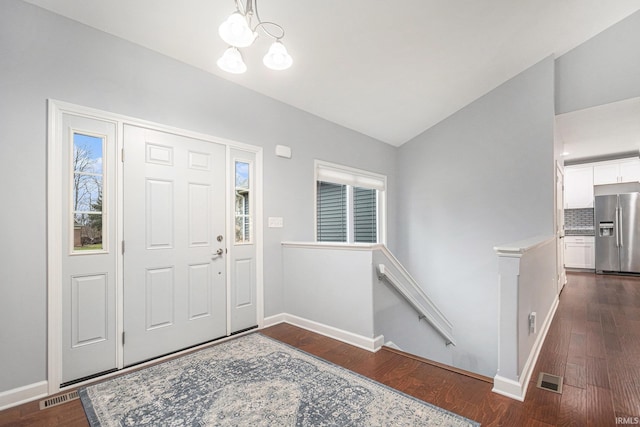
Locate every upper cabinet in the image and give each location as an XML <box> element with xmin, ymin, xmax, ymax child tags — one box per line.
<box><xmin>564</xmin><ymin>158</ymin><xmax>640</xmax><ymax>209</ymax></box>
<box><xmin>593</xmin><ymin>158</ymin><xmax>640</xmax><ymax>185</ymax></box>
<box><xmin>618</xmin><ymin>159</ymin><xmax>640</xmax><ymax>183</ymax></box>
<box><xmin>564</xmin><ymin>165</ymin><xmax>594</xmax><ymax>208</ymax></box>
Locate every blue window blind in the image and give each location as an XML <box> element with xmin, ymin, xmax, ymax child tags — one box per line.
<box><xmin>317</xmin><ymin>181</ymin><xmax>347</xmax><ymax>242</ymax></box>
<box><xmin>353</xmin><ymin>187</ymin><xmax>377</xmax><ymax>243</ymax></box>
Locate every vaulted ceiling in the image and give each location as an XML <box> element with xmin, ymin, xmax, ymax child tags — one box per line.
<box><xmin>22</xmin><ymin>0</ymin><xmax>640</xmax><ymax>146</ymax></box>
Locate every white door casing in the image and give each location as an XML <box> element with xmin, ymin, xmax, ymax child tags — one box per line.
<box><xmin>48</xmin><ymin>100</ymin><xmax>263</xmax><ymax>395</ymax></box>
<box><xmin>556</xmin><ymin>162</ymin><xmax>566</xmax><ymax>293</ymax></box>
<box><xmin>123</xmin><ymin>125</ymin><xmax>227</xmax><ymax>366</ymax></box>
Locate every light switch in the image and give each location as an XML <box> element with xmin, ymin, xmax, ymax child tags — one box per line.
<box><xmin>268</xmin><ymin>217</ymin><xmax>284</xmax><ymax>228</ymax></box>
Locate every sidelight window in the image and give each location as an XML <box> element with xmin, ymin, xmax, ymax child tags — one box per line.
<box><xmin>71</xmin><ymin>132</ymin><xmax>105</xmax><ymax>252</ymax></box>
<box><xmin>235</xmin><ymin>160</ymin><xmax>252</xmax><ymax>244</ymax></box>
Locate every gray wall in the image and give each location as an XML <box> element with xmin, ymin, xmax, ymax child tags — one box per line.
<box><xmin>0</xmin><ymin>0</ymin><xmax>397</xmax><ymax>393</ymax></box>
<box><xmin>395</xmin><ymin>57</ymin><xmax>556</xmax><ymax>377</ymax></box>
<box><xmin>3</xmin><ymin>0</ymin><xmax>639</xmax><ymax>397</ymax></box>
<box><xmin>556</xmin><ymin>10</ymin><xmax>640</xmax><ymax>114</ymax></box>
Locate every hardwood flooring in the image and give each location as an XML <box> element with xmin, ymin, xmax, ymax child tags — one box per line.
<box><xmin>1</xmin><ymin>272</ymin><xmax>639</xmax><ymax>426</ymax></box>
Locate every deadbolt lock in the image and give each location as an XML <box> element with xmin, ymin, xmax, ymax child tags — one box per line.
<box><xmin>217</xmin><ymin>235</ymin><xmax>224</xmax><ymax>242</ymax></box>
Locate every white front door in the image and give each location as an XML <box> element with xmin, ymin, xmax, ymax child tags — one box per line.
<box><xmin>60</xmin><ymin>113</ymin><xmax>118</xmax><ymax>384</ymax></box>
<box><xmin>123</xmin><ymin>125</ymin><xmax>227</xmax><ymax>366</ymax></box>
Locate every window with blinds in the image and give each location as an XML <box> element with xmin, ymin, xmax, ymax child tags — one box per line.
<box><xmin>315</xmin><ymin>161</ymin><xmax>385</xmax><ymax>244</ymax></box>
<box><xmin>353</xmin><ymin>187</ymin><xmax>377</xmax><ymax>243</ymax></box>
<box><xmin>316</xmin><ymin>181</ymin><xmax>347</xmax><ymax>242</ymax></box>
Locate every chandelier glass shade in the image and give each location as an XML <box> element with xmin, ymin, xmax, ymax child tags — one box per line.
<box><xmin>263</xmin><ymin>41</ymin><xmax>292</xmax><ymax>70</ymax></box>
<box><xmin>217</xmin><ymin>0</ymin><xmax>292</xmax><ymax>73</ymax></box>
<box><xmin>218</xmin><ymin>12</ymin><xmax>256</xmax><ymax>48</ymax></box>
<box><xmin>216</xmin><ymin>46</ymin><xmax>248</xmax><ymax>74</ymax></box>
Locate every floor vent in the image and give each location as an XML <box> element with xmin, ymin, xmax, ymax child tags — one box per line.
<box><xmin>39</xmin><ymin>390</ymin><xmax>79</xmax><ymax>410</ymax></box>
<box><xmin>536</xmin><ymin>372</ymin><xmax>563</xmax><ymax>394</ymax></box>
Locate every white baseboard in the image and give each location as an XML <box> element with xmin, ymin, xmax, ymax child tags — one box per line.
<box><xmin>263</xmin><ymin>313</ymin><xmax>287</xmax><ymax>327</ymax></box>
<box><xmin>262</xmin><ymin>313</ymin><xmax>384</xmax><ymax>352</ymax></box>
<box><xmin>492</xmin><ymin>295</ymin><xmax>560</xmax><ymax>401</ymax></box>
<box><xmin>0</xmin><ymin>380</ymin><xmax>48</xmax><ymax>411</ymax></box>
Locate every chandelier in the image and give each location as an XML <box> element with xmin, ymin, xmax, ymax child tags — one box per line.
<box><xmin>217</xmin><ymin>0</ymin><xmax>293</xmax><ymax>74</ymax></box>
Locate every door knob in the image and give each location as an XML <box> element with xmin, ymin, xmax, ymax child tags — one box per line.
<box><xmin>212</xmin><ymin>248</ymin><xmax>224</xmax><ymax>259</ymax></box>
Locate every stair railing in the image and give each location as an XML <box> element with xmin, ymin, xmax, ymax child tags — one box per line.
<box><xmin>375</xmin><ymin>246</ymin><xmax>455</xmax><ymax>346</ymax></box>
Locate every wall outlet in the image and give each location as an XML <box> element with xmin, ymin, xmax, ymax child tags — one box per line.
<box><xmin>268</xmin><ymin>217</ymin><xmax>284</xmax><ymax>228</ymax></box>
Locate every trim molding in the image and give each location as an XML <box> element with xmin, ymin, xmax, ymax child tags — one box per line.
<box><xmin>0</xmin><ymin>381</ymin><xmax>48</xmax><ymax>411</ymax></box>
<box><xmin>492</xmin><ymin>295</ymin><xmax>560</xmax><ymax>401</ymax></box>
<box><xmin>263</xmin><ymin>313</ymin><xmax>384</xmax><ymax>352</ymax></box>
<box><xmin>383</xmin><ymin>346</ymin><xmax>493</xmax><ymax>383</ymax></box>
<box><xmin>281</xmin><ymin>242</ymin><xmax>378</xmax><ymax>251</ymax></box>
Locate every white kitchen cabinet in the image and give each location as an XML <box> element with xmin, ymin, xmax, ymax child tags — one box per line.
<box><xmin>619</xmin><ymin>159</ymin><xmax>640</xmax><ymax>182</ymax></box>
<box><xmin>593</xmin><ymin>158</ymin><xmax>640</xmax><ymax>185</ymax></box>
<box><xmin>593</xmin><ymin>163</ymin><xmax>619</xmax><ymax>185</ymax></box>
<box><xmin>564</xmin><ymin>166</ymin><xmax>593</xmax><ymax>208</ymax></box>
<box><xmin>564</xmin><ymin>236</ymin><xmax>595</xmax><ymax>269</ymax></box>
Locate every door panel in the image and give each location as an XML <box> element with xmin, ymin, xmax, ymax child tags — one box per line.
<box><xmin>145</xmin><ymin>267</ymin><xmax>174</xmax><ymax>329</ymax></box>
<box><xmin>123</xmin><ymin>125</ymin><xmax>226</xmax><ymax>366</ymax></box>
<box><xmin>61</xmin><ymin>114</ymin><xmax>117</xmax><ymax>384</ymax></box>
<box><xmin>188</xmin><ymin>263</ymin><xmax>212</xmax><ymax>319</ymax></box>
<box><xmin>146</xmin><ymin>179</ymin><xmax>174</xmax><ymax>248</ymax></box>
<box><xmin>595</xmin><ymin>195</ymin><xmax>620</xmax><ymax>272</ymax></box>
<box><xmin>71</xmin><ymin>274</ymin><xmax>108</xmax><ymax>346</ymax></box>
<box><xmin>189</xmin><ymin>184</ymin><xmax>211</xmax><ymax>245</ymax></box>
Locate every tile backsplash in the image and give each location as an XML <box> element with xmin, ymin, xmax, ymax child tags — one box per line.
<box><xmin>565</xmin><ymin>208</ymin><xmax>594</xmax><ymax>234</ymax></box>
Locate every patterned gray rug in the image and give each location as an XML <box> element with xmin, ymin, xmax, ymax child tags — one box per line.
<box><xmin>80</xmin><ymin>333</ymin><xmax>480</xmax><ymax>426</ymax></box>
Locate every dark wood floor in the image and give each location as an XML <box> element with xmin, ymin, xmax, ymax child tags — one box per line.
<box><xmin>1</xmin><ymin>272</ymin><xmax>639</xmax><ymax>426</ymax></box>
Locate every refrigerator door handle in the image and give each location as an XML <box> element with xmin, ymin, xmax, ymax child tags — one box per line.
<box><xmin>619</xmin><ymin>205</ymin><xmax>624</xmax><ymax>247</ymax></box>
<box><xmin>616</xmin><ymin>206</ymin><xmax>620</xmax><ymax>247</ymax></box>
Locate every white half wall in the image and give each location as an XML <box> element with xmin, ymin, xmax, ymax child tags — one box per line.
<box><xmin>281</xmin><ymin>243</ymin><xmax>376</xmax><ymax>339</ymax></box>
<box><xmin>493</xmin><ymin>235</ymin><xmax>559</xmax><ymax>401</ymax></box>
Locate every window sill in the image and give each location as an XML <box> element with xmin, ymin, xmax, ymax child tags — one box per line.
<box><xmin>281</xmin><ymin>241</ymin><xmax>383</xmax><ymax>251</ymax></box>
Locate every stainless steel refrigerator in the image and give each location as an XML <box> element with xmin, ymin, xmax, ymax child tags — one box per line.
<box><xmin>595</xmin><ymin>193</ymin><xmax>640</xmax><ymax>273</ymax></box>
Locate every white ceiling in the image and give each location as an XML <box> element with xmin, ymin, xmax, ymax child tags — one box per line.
<box><xmin>22</xmin><ymin>0</ymin><xmax>640</xmax><ymax>146</ymax></box>
<box><xmin>556</xmin><ymin>97</ymin><xmax>640</xmax><ymax>162</ymax></box>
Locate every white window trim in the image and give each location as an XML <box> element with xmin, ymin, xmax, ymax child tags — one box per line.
<box><xmin>313</xmin><ymin>159</ymin><xmax>387</xmax><ymax>244</ymax></box>
<box><xmin>233</xmin><ymin>157</ymin><xmax>254</xmax><ymax>246</ymax></box>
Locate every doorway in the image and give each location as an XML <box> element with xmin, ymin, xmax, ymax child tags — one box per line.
<box><xmin>48</xmin><ymin>101</ymin><xmax>263</xmax><ymax>392</ymax></box>
<box><xmin>556</xmin><ymin>162</ymin><xmax>566</xmax><ymax>293</ymax></box>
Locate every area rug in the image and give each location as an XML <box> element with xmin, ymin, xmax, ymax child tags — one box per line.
<box><xmin>79</xmin><ymin>333</ymin><xmax>480</xmax><ymax>426</ymax></box>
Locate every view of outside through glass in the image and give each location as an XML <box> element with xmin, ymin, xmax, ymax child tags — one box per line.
<box><xmin>72</xmin><ymin>133</ymin><xmax>104</xmax><ymax>251</ymax></box>
<box><xmin>235</xmin><ymin>161</ymin><xmax>250</xmax><ymax>243</ymax></box>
